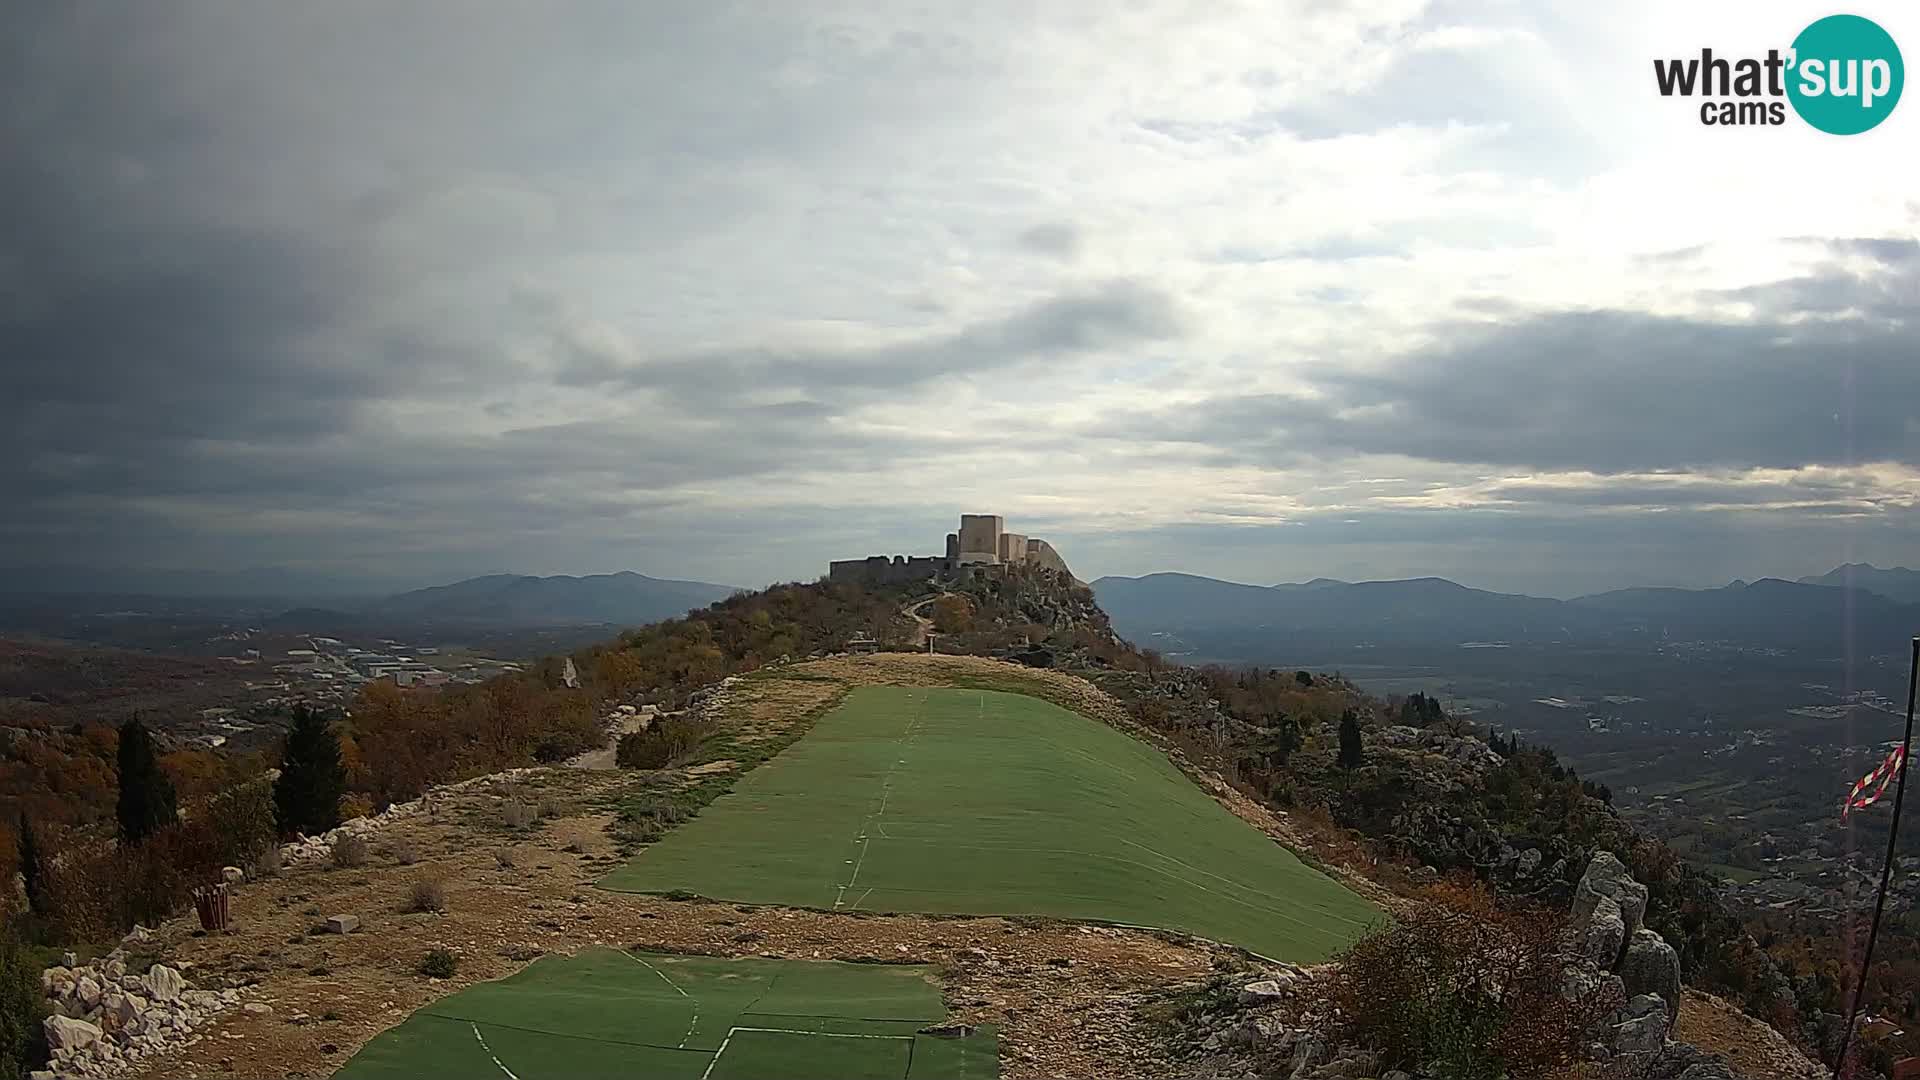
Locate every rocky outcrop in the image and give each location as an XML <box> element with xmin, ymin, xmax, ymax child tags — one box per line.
<box><xmin>1619</xmin><ymin>928</ymin><xmax>1682</xmax><ymax>1031</ymax></box>
<box><xmin>1571</xmin><ymin>851</ymin><xmax>1648</xmax><ymax>969</ymax></box>
<box><xmin>1570</xmin><ymin>850</ymin><xmax>1685</xmax><ymax>1058</ymax></box>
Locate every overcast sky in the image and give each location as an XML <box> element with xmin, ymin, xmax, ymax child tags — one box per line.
<box><xmin>3</xmin><ymin>1</ymin><xmax>1916</xmax><ymax>598</ymax></box>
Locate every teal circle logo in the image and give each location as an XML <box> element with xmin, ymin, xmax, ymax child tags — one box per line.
<box><xmin>1787</xmin><ymin>14</ymin><xmax>1904</xmax><ymax>134</ymax></box>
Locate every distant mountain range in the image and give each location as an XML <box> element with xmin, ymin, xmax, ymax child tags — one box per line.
<box><xmin>1091</xmin><ymin>567</ymin><xmax>1920</xmax><ymax>658</ymax></box>
<box><xmin>364</xmin><ymin>572</ymin><xmax>739</xmax><ymax>626</ymax></box>
<box><xmin>1796</xmin><ymin>563</ymin><xmax>1920</xmax><ymax>604</ymax></box>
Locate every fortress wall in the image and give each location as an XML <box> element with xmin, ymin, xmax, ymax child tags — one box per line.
<box><xmin>1024</xmin><ymin>538</ymin><xmax>1072</xmax><ymax>578</ymax></box>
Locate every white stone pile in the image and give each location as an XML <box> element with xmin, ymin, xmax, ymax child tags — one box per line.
<box><xmin>36</xmin><ymin>937</ymin><xmax>243</xmax><ymax>1079</ymax></box>
<box><xmin>276</xmin><ymin>766</ymin><xmax>543</xmax><ymax>867</ymax></box>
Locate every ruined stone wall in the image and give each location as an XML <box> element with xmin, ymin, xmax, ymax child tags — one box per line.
<box><xmin>828</xmin><ymin>555</ymin><xmax>945</xmax><ymax>586</ymax></box>
<box><xmin>1024</xmin><ymin>538</ymin><xmax>1072</xmax><ymax>579</ymax></box>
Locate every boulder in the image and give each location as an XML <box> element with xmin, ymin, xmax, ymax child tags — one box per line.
<box><xmin>144</xmin><ymin>964</ymin><xmax>185</xmax><ymax>1003</ymax></box>
<box><xmin>1579</xmin><ymin>896</ymin><xmax>1627</xmax><ymax>968</ymax></box>
<box><xmin>1224</xmin><ymin>1016</ymin><xmax>1288</xmax><ymax>1047</ymax></box>
<box><xmin>1516</xmin><ymin>848</ymin><xmax>1543</xmax><ymax>877</ymax></box>
<box><xmin>40</xmin><ymin>966</ymin><xmax>71</xmax><ymax>993</ymax></box>
<box><xmin>1239</xmin><ymin>979</ymin><xmax>1292</xmax><ymax>1005</ymax></box>
<box><xmin>44</xmin><ymin>1014</ymin><xmax>102</xmax><ymax>1052</ymax></box>
<box><xmin>74</xmin><ymin>974</ymin><xmax>103</xmax><ymax>1010</ymax></box>
<box><xmin>1612</xmin><ymin>994</ymin><xmax>1669</xmax><ymax>1056</ymax></box>
<box><xmin>1573</xmin><ymin>852</ymin><xmax>1648</xmax><ymax>944</ymax></box>
<box><xmin>221</xmin><ymin>865</ymin><xmax>246</xmax><ymax>885</ymax></box>
<box><xmin>1619</xmin><ymin>929</ymin><xmax>1682</xmax><ymax>1031</ymax></box>
<box><xmin>325</xmin><ymin>914</ymin><xmax>360</xmax><ymax>934</ymax></box>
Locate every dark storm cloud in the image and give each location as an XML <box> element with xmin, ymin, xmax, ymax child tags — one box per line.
<box><xmin>552</xmin><ymin>279</ymin><xmax>1185</xmax><ymax>403</ymax></box>
<box><xmin>1106</xmin><ymin>245</ymin><xmax>1920</xmax><ymax>474</ymax></box>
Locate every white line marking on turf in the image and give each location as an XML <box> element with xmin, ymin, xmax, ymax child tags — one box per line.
<box><xmin>470</xmin><ymin>1023</ymin><xmax>521</xmax><ymax>1079</ymax></box>
<box><xmin>835</xmin><ymin>694</ymin><xmax>925</xmax><ymax>909</ymax></box>
<box><xmin>620</xmin><ymin>950</ymin><xmax>700</xmax><ymax>1047</ymax></box>
<box><xmin>701</xmin><ymin>1023</ymin><xmax>917</xmax><ymax>1078</ymax></box>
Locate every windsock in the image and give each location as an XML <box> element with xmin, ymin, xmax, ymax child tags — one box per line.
<box><xmin>1843</xmin><ymin>745</ymin><xmax>1908</xmax><ymax>821</ymax></box>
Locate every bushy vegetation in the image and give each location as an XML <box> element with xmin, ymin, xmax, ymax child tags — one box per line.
<box><xmin>205</xmin><ymin>774</ymin><xmax>277</xmax><ymax>869</ymax></box>
<box><xmin>417</xmin><ymin>947</ymin><xmax>458</xmax><ymax>979</ymax></box>
<box><xmin>0</xmin><ymin>935</ymin><xmax>48</xmax><ymax>1077</ymax></box>
<box><xmin>330</xmin><ymin>834</ymin><xmax>369</xmax><ymax>869</ymax></box>
<box><xmin>408</xmin><ymin>878</ymin><xmax>447</xmax><ymax>913</ymax></box>
<box><xmin>615</xmin><ymin>717</ymin><xmax>715</xmax><ymax>770</ymax></box>
<box><xmin>1332</xmin><ymin>887</ymin><xmax>1619</xmax><ymax>1080</ymax></box>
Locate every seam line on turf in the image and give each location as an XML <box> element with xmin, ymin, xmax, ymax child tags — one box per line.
<box><xmin>619</xmin><ymin>949</ymin><xmax>701</xmax><ymax>1047</ymax></box>
<box><xmin>470</xmin><ymin>1023</ymin><xmax>521</xmax><ymax>1080</ymax></box>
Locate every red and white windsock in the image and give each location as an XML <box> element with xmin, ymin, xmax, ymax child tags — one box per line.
<box><xmin>1842</xmin><ymin>745</ymin><xmax>1908</xmax><ymax>821</ymax></box>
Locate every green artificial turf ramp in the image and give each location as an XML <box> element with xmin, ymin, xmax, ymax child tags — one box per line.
<box><xmin>332</xmin><ymin>948</ymin><xmax>997</xmax><ymax>1080</ymax></box>
<box><xmin>602</xmin><ymin>686</ymin><xmax>1379</xmax><ymax>961</ymax></box>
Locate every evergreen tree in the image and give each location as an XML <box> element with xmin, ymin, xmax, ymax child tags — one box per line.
<box><xmin>1337</xmin><ymin>709</ymin><xmax>1365</xmax><ymax>769</ymax></box>
<box><xmin>115</xmin><ymin>718</ymin><xmax>177</xmax><ymax>844</ymax></box>
<box><xmin>0</xmin><ymin>934</ymin><xmax>48</xmax><ymax>1078</ymax></box>
<box><xmin>15</xmin><ymin>812</ymin><xmax>40</xmax><ymax>914</ymax></box>
<box><xmin>275</xmin><ymin>707</ymin><xmax>346</xmax><ymax>837</ymax></box>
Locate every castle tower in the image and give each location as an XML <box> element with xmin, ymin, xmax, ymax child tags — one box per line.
<box><xmin>956</xmin><ymin>514</ymin><xmax>1003</xmax><ymax>564</ymax></box>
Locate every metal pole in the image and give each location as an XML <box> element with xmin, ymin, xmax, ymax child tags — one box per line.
<box><xmin>1835</xmin><ymin>636</ymin><xmax>1919</xmax><ymax>1077</ymax></box>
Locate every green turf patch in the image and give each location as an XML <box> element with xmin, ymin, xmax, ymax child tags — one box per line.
<box><xmin>602</xmin><ymin>686</ymin><xmax>1380</xmax><ymax>962</ymax></box>
<box><xmin>333</xmin><ymin>949</ymin><xmax>996</xmax><ymax>1080</ymax></box>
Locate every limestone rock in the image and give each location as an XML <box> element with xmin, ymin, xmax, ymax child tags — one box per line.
<box><xmin>1516</xmin><ymin>847</ymin><xmax>1543</xmax><ymax>877</ymax></box>
<box><xmin>1612</xmin><ymin>994</ymin><xmax>1669</xmax><ymax>1056</ymax></box>
<box><xmin>45</xmin><ymin>1014</ymin><xmax>102</xmax><ymax>1052</ymax></box>
<box><xmin>1619</xmin><ymin>929</ymin><xmax>1682</xmax><ymax>1031</ymax></box>
<box><xmin>144</xmin><ymin>964</ymin><xmax>185</xmax><ymax>1003</ymax></box>
<box><xmin>1579</xmin><ymin>896</ymin><xmax>1627</xmax><ymax>968</ymax></box>
<box><xmin>221</xmin><ymin>865</ymin><xmax>246</xmax><ymax>885</ymax></box>
<box><xmin>1238</xmin><ymin>979</ymin><xmax>1291</xmax><ymax>1005</ymax></box>
<box><xmin>74</xmin><ymin>974</ymin><xmax>103</xmax><ymax>1010</ymax></box>
<box><xmin>1573</xmin><ymin>852</ymin><xmax>1648</xmax><ymax>944</ymax></box>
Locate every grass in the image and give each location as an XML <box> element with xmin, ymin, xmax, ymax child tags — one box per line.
<box><xmin>333</xmin><ymin>948</ymin><xmax>997</xmax><ymax>1079</ymax></box>
<box><xmin>602</xmin><ymin>686</ymin><xmax>1380</xmax><ymax>962</ymax></box>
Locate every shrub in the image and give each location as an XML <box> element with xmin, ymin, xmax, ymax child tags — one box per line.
<box><xmin>339</xmin><ymin>793</ymin><xmax>374</xmax><ymax>820</ymax></box>
<box><xmin>0</xmin><ymin>935</ymin><xmax>49</xmax><ymax>1077</ymax></box>
<box><xmin>538</xmin><ymin>796</ymin><xmax>562</xmax><ymax>820</ymax></box>
<box><xmin>205</xmin><ymin>776</ymin><xmax>277</xmax><ymax>869</ymax></box>
<box><xmin>408</xmin><ymin>878</ymin><xmax>446</xmax><ymax>913</ymax></box>
<box><xmin>495</xmin><ymin>848</ymin><xmax>516</xmax><ymax>869</ymax></box>
<box><xmin>276</xmin><ymin>707</ymin><xmax>347</xmax><ymax>837</ymax></box>
<box><xmin>41</xmin><ymin>820</ymin><xmax>223</xmax><ymax>942</ymax></box>
<box><xmin>330</xmin><ymin>834</ymin><xmax>369</xmax><ymax>869</ymax></box>
<box><xmin>501</xmin><ymin>801</ymin><xmax>537</xmax><ymax>830</ymax></box>
<box><xmin>615</xmin><ymin>718</ymin><xmax>715</xmax><ymax>770</ymax></box>
<box><xmin>253</xmin><ymin>844</ymin><xmax>283</xmax><ymax>879</ymax></box>
<box><xmin>389</xmin><ymin>840</ymin><xmax>420</xmax><ymax>866</ymax></box>
<box><xmin>1331</xmin><ymin>899</ymin><xmax>1618</xmax><ymax>1080</ymax></box>
<box><xmin>418</xmin><ymin>947</ymin><xmax>457</xmax><ymax>979</ymax></box>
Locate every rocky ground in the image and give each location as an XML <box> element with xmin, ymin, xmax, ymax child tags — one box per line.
<box><xmin>36</xmin><ymin>654</ymin><xmax>1833</xmax><ymax>1080</ymax></box>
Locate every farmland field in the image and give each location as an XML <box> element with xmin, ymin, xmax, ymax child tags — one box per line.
<box><xmin>602</xmin><ymin>686</ymin><xmax>1379</xmax><ymax>961</ymax></box>
<box><xmin>334</xmin><ymin>948</ymin><xmax>996</xmax><ymax>1080</ymax></box>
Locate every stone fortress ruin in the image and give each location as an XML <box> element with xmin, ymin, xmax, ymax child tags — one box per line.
<box><xmin>829</xmin><ymin>513</ymin><xmax>1072</xmax><ymax>586</ymax></box>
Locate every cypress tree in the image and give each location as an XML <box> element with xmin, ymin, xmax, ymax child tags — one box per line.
<box><xmin>274</xmin><ymin>707</ymin><xmax>346</xmax><ymax>837</ymax></box>
<box><xmin>115</xmin><ymin>718</ymin><xmax>177</xmax><ymax>844</ymax></box>
<box><xmin>15</xmin><ymin>813</ymin><xmax>40</xmax><ymax>914</ymax></box>
<box><xmin>1338</xmin><ymin>709</ymin><xmax>1365</xmax><ymax>769</ymax></box>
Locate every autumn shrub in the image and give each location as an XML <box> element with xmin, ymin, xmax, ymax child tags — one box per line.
<box><xmin>1331</xmin><ymin>898</ymin><xmax>1619</xmax><ymax>1080</ymax></box>
<box><xmin>253</xmin><ymin>843</ymin><xmax>283</xmax><ymax>879</ymax></box>
<box><xmin>501</xmin><ymin>800</ymin><xmax>537</xmax><ymax>830</ymax></box>
<box><xmin>204</xmin><ymin>775</ymin><xmax>277</xmax><ymax>869</ymax></box>
<box><xmin>615</xmin><ymin>718</ymin><xmax>715</xmax><ymax>770</ymax></box>
<box><xmin>330</xmin><ymin>834</ymin><xmax>369</xmax><ymax>869</ymax></box>
<box><xmin>389</xmin><ymin>839</ymin><xmax>420</xmax><ymax>866</ymax></box>
<box><xmin>408</xmin><ymin>878</ymin><xmax>446</xmax><ymax>913</ymax></box>
<box><xmin>39</xmin><ymin>820</ymin><xmax>223</xmax><ymax>943</ymax></box>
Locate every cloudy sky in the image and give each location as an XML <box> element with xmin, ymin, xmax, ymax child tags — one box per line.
<box><xmin>3</xmin><ymin>1</ymin><xmax>1916</xmax><ymax>598</ymax></box>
